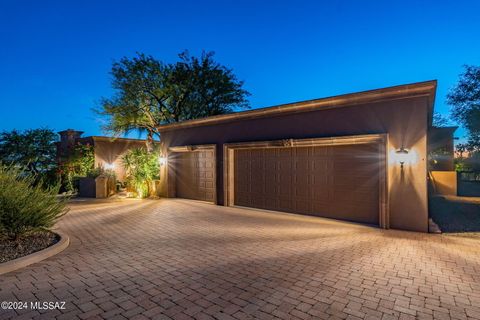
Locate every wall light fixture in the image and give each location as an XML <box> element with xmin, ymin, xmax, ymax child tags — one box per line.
<box><xmin>395</xmin><ymin>147</ymin><xmax>409</xmax><ymax>169</ymax></box>
<box><xmin>159</xmin><ymin>157</ymin><xmax>167</xmax><ymax>166</ymax></box>
<box><xmin>104</xmin><ymin>163</ymin><xmax>115</xmax><ymax>170</ymax></box>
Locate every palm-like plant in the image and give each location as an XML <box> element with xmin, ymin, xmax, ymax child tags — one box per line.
<box><xmin>122</xmin><ymin>148</ymin><xmax>160</xmax><ymax>198</ymax></box>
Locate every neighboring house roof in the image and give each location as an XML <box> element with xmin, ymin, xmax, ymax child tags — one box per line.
<box><xmin>156</xmin><ymin>80</ymin><xmax>437</xmax><ymax>132</ymax></box>
<box><xmin>88</xmin><ymin>136</ymin><xmax>153</xmax><ymax>143</ymax></box>
<box><xmin>429</xmin><ymin>126</ymin><xmax>458</xmax><ymax>133</ymax></box>
<box><xmin>73</xmin><ymin>136</ymin><xmax>160</xmax><ymax>144</ymax></box>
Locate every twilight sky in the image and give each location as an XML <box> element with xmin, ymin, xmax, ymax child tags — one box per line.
<box><xmin>0</xmin><ymin>0</ymin><xmax>479</xmax><ymax>139</ymax></box>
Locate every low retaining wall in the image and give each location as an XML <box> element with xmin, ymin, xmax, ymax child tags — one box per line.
<box><xmin>430</xmin><ymin>171</ymin><xmax>457</xmax><ymax>196</ymax></box>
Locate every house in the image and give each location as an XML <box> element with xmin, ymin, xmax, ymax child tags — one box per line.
<box><xmin>57</xmin><ymin>129</ymin><xmax>148</xmax><ymax>182</ymax></box>
<box><xmin>155</xmin><ymin>80</ymin><xmax>444</xmax><ymax>233</ymax></box>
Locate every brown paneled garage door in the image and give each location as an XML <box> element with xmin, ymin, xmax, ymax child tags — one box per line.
<box><xmin>234</xmin><ymin>143</ymin><xmax>380</xmax><ymax>225</ymax></box>
<box><xmin>175</xmin><ymin>150</ymin><xmax>215</xmax><ymax>202</ymax></box>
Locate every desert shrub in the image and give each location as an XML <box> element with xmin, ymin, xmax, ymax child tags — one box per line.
<box><xmin>0</xmin><ymin>165</ymin><xmax>69</xmax><ymax>240</ymax></box>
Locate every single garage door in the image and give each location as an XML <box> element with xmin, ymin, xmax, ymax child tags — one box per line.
<box><xmin>234</xmin><ymin>143</ymin><xmax>380</xmax><ymax>225</ymax></box>
<box><xmin>175</xmin><ymin>150</ymin><xmax>215</xmax><ymax>202</ymax></box>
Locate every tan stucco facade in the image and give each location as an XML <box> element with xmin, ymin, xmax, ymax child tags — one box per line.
<box><xmin>57</xmin><ymin>131</ymin><xmax>150</xmax><ymax>184</ymax></box>
<box><xmin>92</xmin><ymin>137</ymin><xmax>148</xmax><ymax>182</ymax></box>
<box><xmin>431</xmin><ymin>171</ymin><xmax>457</xmax><ymax>196</ymax></box>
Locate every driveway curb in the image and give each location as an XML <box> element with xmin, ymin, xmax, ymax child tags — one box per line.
<box><xmin>0</xmin><ymin>231</ymin><xmax>69</xmax><ymax>275</ymax></box>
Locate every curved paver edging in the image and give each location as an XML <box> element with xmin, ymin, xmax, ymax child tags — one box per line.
<box><xmin>0</xmin><ymin>231</ymin><xmax>70</xmax><ymax>275</ymax></box>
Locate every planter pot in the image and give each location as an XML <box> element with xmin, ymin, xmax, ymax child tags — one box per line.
<box><xmin>78</xmin><ymin>176</ymin><xmax>116</xmax><ymax>198</ymax></box>
<box><xmin>78</xmin><ymin>177</ymin><xmax>96</xmax><ymax>198</ymax></box>
<box><xmin>149</xmin><ymin>180</ymin><xmax>161</xmax><ymax>197</ymax></box>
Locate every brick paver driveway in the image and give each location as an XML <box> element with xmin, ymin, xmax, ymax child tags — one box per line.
<box><xmin>1</xmin><ymin>199</ymin><xmax>480</xmax><ymax>320</ymax></box>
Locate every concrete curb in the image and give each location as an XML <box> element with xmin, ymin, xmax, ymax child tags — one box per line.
<box><xmin>428</xmin><ymin>218</ymin><xmax>442</xmax><ymax>234</ymax></box>
<box><xmin>0</xmin><ymin>231</ymin><xmax>70</xmax><ymax>275</ymax></box>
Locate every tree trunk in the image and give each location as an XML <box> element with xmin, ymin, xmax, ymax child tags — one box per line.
<box><xmin>146</xmin><ymin>131</ymin><xmax>154</xmax><ymax>153</ymax></box>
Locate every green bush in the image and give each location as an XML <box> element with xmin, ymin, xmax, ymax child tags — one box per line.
<box><xmin>0</xmin><ymin>165</ymin><xmax>69</xmax><ymax>240</ymax></box>
<box><xmin>58</xmin><ymin>143</ymin><xmax>95</xmax><ymax>192</ymax></box>
<box><xmin>122</xmin><ymin>147</ymin><xmax>160</xmax><ymax>198</ymax></box>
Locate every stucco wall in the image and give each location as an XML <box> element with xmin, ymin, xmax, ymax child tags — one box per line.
<box><xmin>159</xmin><ymin>97</ymin><xmax>429</xmax><ymax>232</ymax></box>
<box><xmin>431</xmin><ymin>171</ymin><xmax>457</xmax><ymax>196</ymax></box>
<box><xmin>93</xmin><ymin>139</ymin><xmax>147</xmax><ymax>182</ymax></box>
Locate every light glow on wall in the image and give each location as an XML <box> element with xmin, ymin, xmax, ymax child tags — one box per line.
<box><xmin>158</xmin><ymin>157</ymin><xmax>167</xmax><ymax>166</ymax></box>
<box><xmin>104</xmin><ymin>163</ymin><xmax>115</xmax><ymax>170</ymax></box>
<box><xmin>389</xmin><ymin>147</ymin><xmax>418</xmax><ymax>167</ymax></box>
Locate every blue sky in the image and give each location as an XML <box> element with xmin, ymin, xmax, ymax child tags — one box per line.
<box><xmin>0</xmin><ymin>0</ymin><xmax>479</xmax><ymax>139</ymax></box>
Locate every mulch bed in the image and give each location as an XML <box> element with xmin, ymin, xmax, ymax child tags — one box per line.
<box><xmin>0</xmin><ymin>231</ymin><xmax>59</xmax><ymax>263</ymax></box>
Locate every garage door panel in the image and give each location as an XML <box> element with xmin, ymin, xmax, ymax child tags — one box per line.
<box><xmin>265</xmin><ymin>180</ymin><xmax>277</xmax><ymax>194</ymax></box>
<box><xmin>251</xmin><ymin>196</ymin><xmax>266</xmax><ymax>208</ymax></box>
<box><xmin>175</xmin><ymin>150</ymin><xmax>215</xmax><ymax>202</ymax></box>
<box><xmin>205</xmin><ymin>181</ymin><xmax>215</xmax><ymax>188</ymax></box>
<box><xmin>294</xmin><ymin>198</ymin><xmax>311</xmax><ymax>213</ymax></box>
<box><xmin>205</xmin><ymin>171</ymin><xmax>214</xmax><ymax>179</ymax></box>
<box><xmin>234</xmin><ymin>143</ymin><xmax>380</xmax><ymax>225</ymax></box>
<box><xmin>312</xmin><ymin>160</ymin><xmax>331</xmax><ymax>172</ymax></box>
<box><xmin>236</xmin><ymin>192</ymin><xmax>251</xmax><ymax>205</ymax></box>
<box><xmin>312</xmin><ymin>146</ymin><xmax>330</xmax><ymax>156</ymax></box>
<box><xmin>236</xmin><ymin>178</ymin><xmax>250</xmax><ymax>193</ymax></box>
<box><xmin>334</xmin><ymin>190</ymin><xmax>371</xmax><ymax>203</ymax></box>
<box><xmin>204</xmin><ymin>192</ymin><xmax>215</xmax><ymax>201</ymax></box>
<box><xmin>279</xmin><ymin>184</ymin><xmax>292</xmax><ymax>195</ymax></box>
<box><xmin>252</xmin><ymin>183</ymin><xmax>265</xmax><ymax>194</ymax></box>
<box><xmin>278</xmin><ymin>201</ymin><xmax>294</xmax><ymax>212</ymax></box>
<box><xmin>311</xmin><ymin>201</ymin><xmax>332</xmax><ymax>214</ymax></box>
<box><xmin>264</xmin><ymin>196</ymin><xmax>279</xmax><ymax>208</ymax></box>
<box><xmin>294</xmin><ymin>171</ymin><xmax>309</xmax><ymax>185</ymax></box>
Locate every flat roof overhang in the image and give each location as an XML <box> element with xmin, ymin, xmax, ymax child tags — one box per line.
<box><xmin>156</xmin><ymin>80</ymin><xmax>437</xmax><ymax>133</ymax></box>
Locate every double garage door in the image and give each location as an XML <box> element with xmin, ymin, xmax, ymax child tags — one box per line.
<box><xmin>174</xmin><ymin>142</ymin><xmax>381</xmax><ymax>225</ymax></box>
<box><xmin>234</xmin><ymin>143</ymin><xmax>380</xmax><ymax>225</ymax></box>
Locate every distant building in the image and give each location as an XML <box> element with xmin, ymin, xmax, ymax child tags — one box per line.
<box><xmin>56</xmin><ymin>129</ymin><xmax>150</xmax><ymax>182</ymax></box>
<box><xmin>428</xmin><ymin>126</ymin><xmax>458</xmax><ymax>171</ymax></box>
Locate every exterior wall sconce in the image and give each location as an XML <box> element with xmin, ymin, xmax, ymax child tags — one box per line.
<box><xmin>395</xmin><ymin>147</ymin><xmax>409</xmax><ymax>169</ymax></box>
<box><xmin>158</xmin><ymin>157</ymin><xmax>167</xmax><ymax>166</ymax></box>
<box><xmin>104</xmin><ymin>163</ymin><xmax>115</xmax><ymax>170</ymax></box>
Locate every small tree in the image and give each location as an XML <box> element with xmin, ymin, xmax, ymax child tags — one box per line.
<box><xmin>122</xmin><ymin>147</ymin><xmax>160</xmax><ymax>198</ymax></box>
<box><xmin>447</xmin><ymin>65</ymin><xmax>480</xmax><ymax>151</ymax></box>
<box><xmin>0</xmin><ymin>128</ymin><xmax>58</xmax><ymax>185</ymax></box>
<box><xmin>95</xmin><ymin>51</ymin><xmax>250</xmax><ymax>151</ymax></box>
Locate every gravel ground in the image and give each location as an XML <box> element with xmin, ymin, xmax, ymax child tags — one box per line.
<box><xmin>0</xmin><ymin>231</ymin><xmax>59</xmax><ymax>263</ymax></box>
<box><xmin>430</xmin><ymin>195</ymin><xmax>480</xmax><ymax>232</ymax></box>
